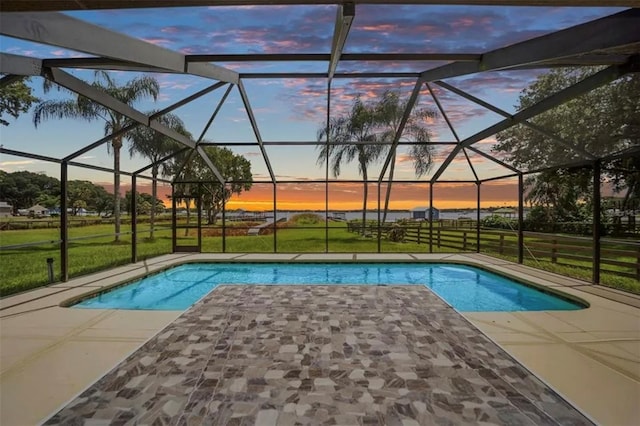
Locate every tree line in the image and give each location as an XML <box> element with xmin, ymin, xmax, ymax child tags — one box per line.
<box><xmin>0</xmin><ymin>170</ymin><xmax>167</xmax><ymax>217</ymax></box>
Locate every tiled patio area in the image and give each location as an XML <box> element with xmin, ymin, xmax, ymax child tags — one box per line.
<box><xmin>1</xmin><ymin>253</ymin><xmax>639</xmax><ymax>425</ymax></box>
<box><xmin>45</xmin><ymin>285</ymin><xmax>591</xmax><ymax>425</ymax></box>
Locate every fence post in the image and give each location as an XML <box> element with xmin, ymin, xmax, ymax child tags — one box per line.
<box><xmin>499</xmin><ymin>234</ymin><xmax>504</xmax><ymax>255</ymax></box>
<box><xmin>551</xmin><ymin>239</ymin><xmax>557</xmax><ymax>263</ymax></box>
<box><xmin>636</xmin><ymin>246</ymin><xmax>640</xmax><ymax>280</ymax></box>
<box><xmin>463</xmin><ymin>231</ymin><xmax>467</xmax><ymax>251</ymax></box>
<box><xmin>131</xmin><ymin>174</ymin><xmax>137</xmax><ymax>264</ymax></box>
<box><xmin>60</xmin><ymin>161</ymin><xmax>68</xmax><ymax>282</ymax></box>
<box><xmin>417</xmin><ymin>226</ymin><xmax>421</xmax><ymax>245</ymax></box>
<box><xmin>437</xmin><ymin>228</ymin><xmax>441</xmax><ymax>248</ymax></box>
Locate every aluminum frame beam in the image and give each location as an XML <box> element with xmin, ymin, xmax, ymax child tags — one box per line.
<box><xmin>430</xmin><ymin>63</ymin><xmax>632</xmax><ymax>182</ymax></box>
<box><xmin>466</xmin><ymin>146</ymin><xmax>520</xmax><ymax>174</ymax></box>
<box><xmin>43</xmin><ymin>57</ymin><xmax>168</xmax><ymax>73</ymax></box>
<box><xmin>47</xmin><ymin>68</ymin><xmax>196</xmax><ymax>147</ymax></box>
<box><xmin>4</xmin><ymin>1</ymin><xmax>637</xmax><ymax>12</ymax></box>
<box><xmin>378</xmin><ymin>79</ymin><xmax>424</xmax><ymax>183</ymax></box>
<box><xmin>592</xmin><ymin>160</ymin><xmax>602</xmax><ymax>283</ymax></box>
<box><xmin>186</xmin><ymin>53</ymin><xmax>481</xmax><ymax>62</ymax></box>
<box><xmin>0</xmin><ymin>52</ymin><xmax>42</xmax><ymax>76</ymax></box>
<box><xmin>49</xmin><ymin>67</ymin><xmax>150</xmax><ymax>126</ymax></box>
<box><xmin>198</xmin><ymin>141</ymin><xmax>459</xmax><ymax>146</ymax></box>
<box><xmin>425</xmin><ymin>82</ymin><xmax>479</xmax><ymax>182</ymax></box>
<box><xmin>41</xmin><ymin>53</ymin><xmax>629</xmax><ymax>75</ymax></box>
<box><xmin>46</xmin><ymin>69</ymin><xmax>228</xmax><ymax>185</ymax></box>
<box><xmin>435</xmin><ymin>80</ymin><xmax>596</xmax><ymax>160</ymax></box>
<box><xmin>62</xmin><ymin>80</ymin><xmax>228</xmax><ymax>160</ymax></box>
<box><xmin>240</xmin><ymin>73</ymin><xmax>420</xmax><ymax>79</ymax></box>
<box><xmin>425</xmin><ymin>83</ymin><xmax>461</xmax><ymax>143</ymax></box>
<box><xmin>463</xmin><ymin>149</ymin><xmax>479</xmax><ymax>182</ymax></box>
<box><xmin>133</xmin><ymin>147</ymin><xmax>190</xmax><ymax>175</ymax></box>
<box><xmin>0</xmin><ymin>12</ymin><xmax>239</xmax><ymax>83</ymax></box>
<box><xmin>170</xmin><ymin>82</ymin><xmax>234</xmax><ymax>184</ymax></box>
<box><xmin>196</xmin><ymin>146</ymin><xmax>226</xmax><ymax>184</ymax></box>
<box><xmin>40</xmin><ymin>52</ymin><xmax>633</xmax><ymax>70</ymax></box>
<box><xmin>420</xmin><ymin>8</ymin><xmax>640</xmax><ymax>82</ymax></box>
<box><xmin>328</xmin><ymin>3</ymin><xmax>355</xmax><ymax>81</ymax></box>
<box><xmin>196</xmin><ymin>84</ymin><xmax>235</xmax><ymax>144</ymax></box>
<box><xmin>0</xmin><ymin>147</ymin><xmax>171</xmax><ymax>182</ymax></box>
<box><xmin>237</xmin><ymin>80</ymin><xmax>276</xmax><ymax>183</ymax></box>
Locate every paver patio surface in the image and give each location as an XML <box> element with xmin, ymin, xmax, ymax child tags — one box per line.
<box><xmin>45</xmin><ymin>285</ymin><xmax>592</xmax><ymax>425</ymax></box>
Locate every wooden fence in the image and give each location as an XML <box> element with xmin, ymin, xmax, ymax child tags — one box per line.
<box><xmin>347</xmin><ymin>222</ymin><xmax>640</xmax><ymax>280</ymax></box>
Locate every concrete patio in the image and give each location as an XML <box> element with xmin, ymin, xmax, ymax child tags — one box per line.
<box><xmin>1</xmin><ymin>253</ymin><xmax>638</xmax><ymax>425</ymax></box>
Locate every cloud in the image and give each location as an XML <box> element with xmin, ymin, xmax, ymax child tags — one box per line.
<box><xmin>5</xmin><ymin>46</ymin><xmax>40</xmax><ymax>57</ymax></box>
<box><xmin>140</xmin><ymin>38</ymin><xmax>174</xmax><ymax>47</ymax></box>
<box><xmin>0</xmin><ymin>160</ymin><xmax>37</xmax><ymax>167</ymax></box>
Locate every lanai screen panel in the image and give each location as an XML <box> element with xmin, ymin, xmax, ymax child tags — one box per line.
<box><xmin>1</xmin><ymin>3</ymin><xmax>638</xmax><ymax>185</ymax></box>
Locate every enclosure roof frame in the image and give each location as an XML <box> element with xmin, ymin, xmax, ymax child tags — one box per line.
<box><xmin>0</xmin><ymin>2</ymin><xmax>638</xmax><ymax>183</ymax></box>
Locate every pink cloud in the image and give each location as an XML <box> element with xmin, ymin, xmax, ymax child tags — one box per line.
<box><xmin>141</xmin><ymin>38</ymin><xmax>173</xmax><ymax>46</ymax></box>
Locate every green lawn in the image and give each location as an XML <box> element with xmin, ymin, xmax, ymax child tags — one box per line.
<box><xmin>0</xmin><ymin>224</ymin><xmax>173</xmax><ymax>296</ymax></box>
<box><xmin>1</xmin><ymin>221</ymin><xmax>637</xmax><ymax>297</ymax></box>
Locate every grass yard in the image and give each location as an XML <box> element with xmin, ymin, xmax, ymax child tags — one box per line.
<box><xmin>1</xmin><ymin>220</ymin><xmax>637</xmax><ymax>297</ymax></box>
<box><xmin>0</xmin><ymin>224</ymin><xmax>173</xmax><ymax>296</ymax></box>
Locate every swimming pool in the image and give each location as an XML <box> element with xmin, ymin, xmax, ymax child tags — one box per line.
<box><xmin>72</xmin><ymin>263</ymin><xmax>585</xmax><ymax>312</ymax></box>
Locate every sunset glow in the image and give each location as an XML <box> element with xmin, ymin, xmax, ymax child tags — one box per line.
<box><xmin>120</xmin><ymin>180</ymin><xmax>519</xmax><ymax>211</ymax></box>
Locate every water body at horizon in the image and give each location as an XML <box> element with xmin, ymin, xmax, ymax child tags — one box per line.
<box><xmin>268</xmin><ymin>210</ymin><xmax>501</xmax><ymax>221</ymax></box>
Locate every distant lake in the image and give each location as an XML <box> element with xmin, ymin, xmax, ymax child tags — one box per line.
<box><xmin>268</xmin><ymin>210</ymin><xmax>504</xmax><ymax>222</ymax></box>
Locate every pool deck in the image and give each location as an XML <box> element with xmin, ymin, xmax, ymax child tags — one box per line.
<box><xmin>1</xmin><ymin>253</ymin><xmax>638</xmax><ymax>425</ymax></box>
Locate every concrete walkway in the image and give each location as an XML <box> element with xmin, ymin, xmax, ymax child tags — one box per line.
<box><xmin>0</xmin><ymin>253</ymin><xmax>638</xmax><ymax>425</ymax></box>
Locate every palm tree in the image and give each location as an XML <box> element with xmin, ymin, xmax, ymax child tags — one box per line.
<box><xmin>374</xmin><ymin>91</ymin><xmax>437</xmax><ymax>223</ymax></box>
<box><xmin>128</xmin><ymin>112</ymin><xmax>186</xmax><ymax>239</ymax></box>
<box><xmin>33</xmin><ymin>71</ymin><xmax>160</xmax><ymax>242</ymax></box>
<box><xmin>317</xmin><ymin>98</ymin><xmax>384</xmax><ymax>234</ymax></box>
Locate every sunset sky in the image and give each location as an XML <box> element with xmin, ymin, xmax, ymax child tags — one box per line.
<box><xmin>0</xmin><ymin>4</ymin><xmax>624</xmax><ymax>209</ymax></box>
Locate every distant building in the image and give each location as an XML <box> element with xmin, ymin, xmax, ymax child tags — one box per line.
<box><xmin>27</xmin><ymin>204</ymin><xmax>49</xmax><ymax>217</ymax></box>
<box><xmin>0</xmin><ymin>201</ymin><xmax>12</xmax><ymax>218</ymax></box>
<box><xmin>411</xmin><ymin>205</ymin><xmax>439</xmax><ymax>220</ymax></box>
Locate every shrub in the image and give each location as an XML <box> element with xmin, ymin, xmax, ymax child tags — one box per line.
<box><xmin>387</xmin><ymin>223</ymin><xmax>406</xmax><ymax>242</ymax></box>
<box><xmin>482</xmin><ymin>214</ymin><xmax>516</xmax><ymax>230</ymax></box>
<box><xmin>288</xmin><ymin>213</ymin><xmax>324</xmax><ymax>226</ymax></box>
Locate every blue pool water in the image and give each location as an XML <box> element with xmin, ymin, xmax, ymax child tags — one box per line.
<box><xmin>73</xmin><ymin>263</ymin><xmax>584</xmax><ymax>312</ymax></box>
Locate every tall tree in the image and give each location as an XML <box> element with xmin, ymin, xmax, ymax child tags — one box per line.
<box><xmin>33</xmin><ymin>71</ymin><xmax>160</xmax><ymax>241</ymax></box>
<box><xmin>374</xmin><ymin>90</ymin><xmax>437</xmax><ymax>222</ymax></box>
<box><xmin>0</xmin><ymin>77</ymin><xmax>38</xmax><ymax>126</ymax></box>
<box><xmin>317</xmin><ymin>97</ymin><xmax>384</xmax><ymax>233</ymax></box>
<box><xmin>128</xmin><ymin>112</ymin><xmax>185</xmax><ymax>239</ymax></box>
<box><xmin>494</xmin><ymin>68</ymin><xmax>640</xmax><ymax>218</ymax></box>
<box><xmin>182</xmin><ymin>145</ymin><xmax>253</xmax><ymax>225</ymax></box>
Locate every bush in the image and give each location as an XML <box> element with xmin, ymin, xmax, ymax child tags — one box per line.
<box><xmin>482</xmin><ymin>214</ymin><xmax>516</xmax><ymax>230</ymax></box>
<box><xmin>288</xmin><ymin>213</ymin><xmax>324</xmax><ymax>226</ymax></box>
<box><xmin>387</xmin><ymin>223</ymin><xmax>406</xmax><ymax>242</ymax></box>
